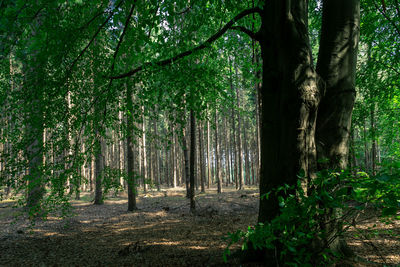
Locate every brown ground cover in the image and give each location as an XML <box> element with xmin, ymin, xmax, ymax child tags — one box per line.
<box><xmin>0</xmin><ymin>187</ymin><xmax>398</xmax><ymax>266</ymax></box>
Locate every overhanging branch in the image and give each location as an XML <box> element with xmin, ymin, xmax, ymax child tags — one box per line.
<box><xmin>109</xmin><ymin>6</ymin><xmax>262</xmax><ymax>79</ymax></box>
<box><xmin>230</xmin><ymin>25</ymin><xmax>259</xmax><ymax>40</ymax></box>
<box><xmin>67</xmin><ymin>0</ymin><xmax>125</xmax><ymax>74</ymax></box>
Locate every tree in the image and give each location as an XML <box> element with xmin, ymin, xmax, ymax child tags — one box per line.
<box><xmin>189</xmin><ymin>109</ymin><xmax>196</xmax><ymax>212</ymax></box>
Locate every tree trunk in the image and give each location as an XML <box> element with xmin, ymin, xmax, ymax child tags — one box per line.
<box><xmin>235</xmin><ymin>76</ymin><xmax>244</xmax><ymax>190</ymax></box>
<box><xmin>198</xmin><ymin>121</ymin><xmax>206</xmax><ymax>192</ymax></box>
<box><xmin>243</xmin><ymin>120</ymin><xmax>251</xmax><ymax>185</ymax></box>
<box><xmin>153</xmin><ymin>116</ymin><xmax>161</xmax><ymax>191</ymax></box>
<box><xmin>370</xmin><ymin>105</ymin><xmax>377</xmax><ymax>175</ymax></box>
<box><xmin>231</xmin><ymin>106</ymin><xmax>238</xmax><ymax>189</ymax></box>
<box><xmin>258</xmin><ymin>0</ymin><xmax>321</xmax><ymax>223</ymax></box>
<box><xmin>206</xmin><ymin>117</ymin><xmax>211</xmax><ymax>188</ymax></box>
<box><xmin>224</xmin><ymin>116</ymin><xmax>232</xmax><ymax>186</ymax></box>
<box><xmin>215</xmin><ymin>109</ymin><xmax>222</xmax><ymax>193</ymax></box>
<box><xmin>94</xmin><ymin>135</ymin><xmax>103</xmax><ymax>205</ymax></box>
<box><xmin>141</xmin><ymin>110</ymin><xmax>147</xmax><ymax>193</ymax></box>
<box><xmin>315</xmin><ymin>0</ymin><xmax>360</xmax><ymax>253</ymax></box>
<box><xmin>189</xmin><ymin>109</ymin><xmax>196</xmax><ymax>211</ymax></box>
<box><xmin>316</xmin><ymin>0</ymin><xmax>360</xmax><ymax>171</ymax></box>
<box><xmin>182</xmin><ymin>124</ymin><xmax>190</xmax><ymax>197</ymax></box>
<box><xmin>126</xmin><ymin>85</ymin><xmax>137</xmax><ymax>211</ymax></box>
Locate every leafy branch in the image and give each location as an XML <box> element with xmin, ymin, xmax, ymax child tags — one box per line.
<box><xmin>109</xmin><ymin>7</ymin><xmax>262</xmax><ymax>79</ymax></box>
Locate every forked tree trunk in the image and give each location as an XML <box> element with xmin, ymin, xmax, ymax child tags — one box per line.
<box><xmin>257</xmin><ymin>0</ymin><xmax>360</xmax><ymax>260</ymax></box>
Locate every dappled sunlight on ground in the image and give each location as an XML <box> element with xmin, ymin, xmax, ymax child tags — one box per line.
<box><xmin>0</xmin><ymin>186</ymin><xmax>398</xmax><ymax>266</ymax></box>
<box><xmin>0</xmin><ymin>186</ymin><xmax>258</xmax><ymax>266</ymax></box>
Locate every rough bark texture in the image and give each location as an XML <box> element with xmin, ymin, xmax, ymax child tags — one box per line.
<box><xmin>315</xmin><ymin>0</ymin><xmax>360</xmax><ymax>253</ymax></box>
<box><xmin>316</xmin><ymin>0</ymin><xmax>360</xmax><ymax>171</ymax></box>
<box><xmin>258</xmin><ymin>0</ymin><xmax>321</xmax><ymax>223</ymax></box>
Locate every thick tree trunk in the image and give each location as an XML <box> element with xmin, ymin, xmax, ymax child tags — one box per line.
<box><xmin>316</xmin><ymin>0</ymin><xmax>360</xmax><ymax>171</ymax></box>
<box><xmin>315</xmin><ymin>0</ymin><xmax>360</xmax><ymax>253</ymax></box>
<box><xmin>258</xmin><ymin>0</ymin><xmax>320</xmax><ymax>223</ymax></box>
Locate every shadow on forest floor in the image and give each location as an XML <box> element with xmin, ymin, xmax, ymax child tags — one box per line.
<box><xmin>0</xmin><ymin>186</ymin><xmax>399</xmax><ymax>266</ymax></box>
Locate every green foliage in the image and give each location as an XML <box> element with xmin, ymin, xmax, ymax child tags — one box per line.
<box><xmin>224</xmin><ymin>169</ymin><xmax>400</xmax><ymax>266</ymax></box>
<box><xmin>100</xmin><ymin>167</ymin><xmax>125</xmax><ymax>199</ymax></box>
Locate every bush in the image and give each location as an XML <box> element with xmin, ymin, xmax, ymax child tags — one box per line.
<box><xmin>224</xmin><ymin>169</ymin><xmax>400</xmax><ymax>266</ymax></box>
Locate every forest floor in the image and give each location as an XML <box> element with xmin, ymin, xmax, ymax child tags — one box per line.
<box><xmin>0</xmin><ymin>186</ymin><xmax>399</xmax><ymax>267</ymax></box>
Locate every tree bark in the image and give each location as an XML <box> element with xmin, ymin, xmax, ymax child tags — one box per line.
<box><xmin>316</xmin><ymin>0</ymin><xmax>360</xmax><ymax>171</ymax></box>
<box><xmin>141</xmin><ymin>109</ymin><xmax>147</xmax><ymax>193</ymax></box>
<box><xmin>189</xmin><ymin>109</ymin><xmax>196</xmax><ymax>211</ymax></box>
<box><xmin>215</xmin><ymin>109</ymin><xmax>222</xmax><ymax>193</ymax></box>
<box><xmin>315</xmin><ymin>0</ymin><xmax>360</xmax><ymax>253</ymax></box>
<box><xmin>206</xmin><ymin>117</ymin><xmax>211</xmax><ymax>188</ymax></box>
<box><xmin>182</xmin><ymin>123</ymin><xmax>190</xmax><ymax>197</ymax></box>
<box><xmin>235</xmin><ymin>71</ymin><xmax>244</xmax><ymax>190</ymax></box>
<box><xmin>258</xmin><ymin>0</ymin><xmax>321</xmax><ymax>223</ymax></box>
<box><xmin>94</xmin><ymin>135</ymin><xmax>104</xmax><ymax>205</ymax></box>
<box><xmin>198</xmin><ymin>121</ymin><xmax>206</xmax><ymax>192</ymax></box>
<box><xmin>126</xmin><ymin>85</ymin><xmax>137</xmax><ymax>211</ymax></box>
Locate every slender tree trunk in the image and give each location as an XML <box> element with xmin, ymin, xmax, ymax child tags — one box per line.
<box><xmin>198</xmin><ymin>121</ymin><xmax>206</xmax><ymax>192</ymax></box>
<box><xmin>94</xmin><ymin>135</ymin><xmax>103</xmax><ymax>205</ymax></box>
<box><xmin>224</xmin><ymin>116</ymin><xmax>231</xmax><ymax>186</ymax></box>
<box><xmin>189</xmin><ymin>109</ymin><xmax>196</xmax><ymax>211</ymax></box>
<box><xmin>243</xmin><ymin>120</ymin><xmax>251</xmax><ymax>185</ymax></box>
<box><xmin>126</xmin><ymin>85</ymin><xmax>137</xmax><ymax>211</ymax></box>
<box><xmin>370</xmin><ymin>105</ymin><xmax>377</xmax><ymax>175</ymax></box>
<box><xmin>153</xmin><ymin>116</ymin><xmax>161</xmax><ymax>191</ymax></box>
<box><xmin>182</xmin><ymin>124</ymin><xmax>190</xmax><ymax>197</ymax></box>
<box><xmin>231</xmin><ymin>106</ymin><xmax>238</xmax><ymax>189</ymax></box>
<box><xmin>215</xmin><ymin>109</ymin><xmax>222</xmax><ymax>193</ymax></box>
<box><xmin>235</xmin><ymin>74</ymin><xmax>244</xmax><ymax>190</ymax></box>
<box><xmin>141</xmin><ymin>110</ymin><xmax>147</xmax><ymax>193</ymax></box>
<box><xmin>206</xmin><ymin>118</ymin><xmax>211</xmax><ymax>189</ymax></box>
